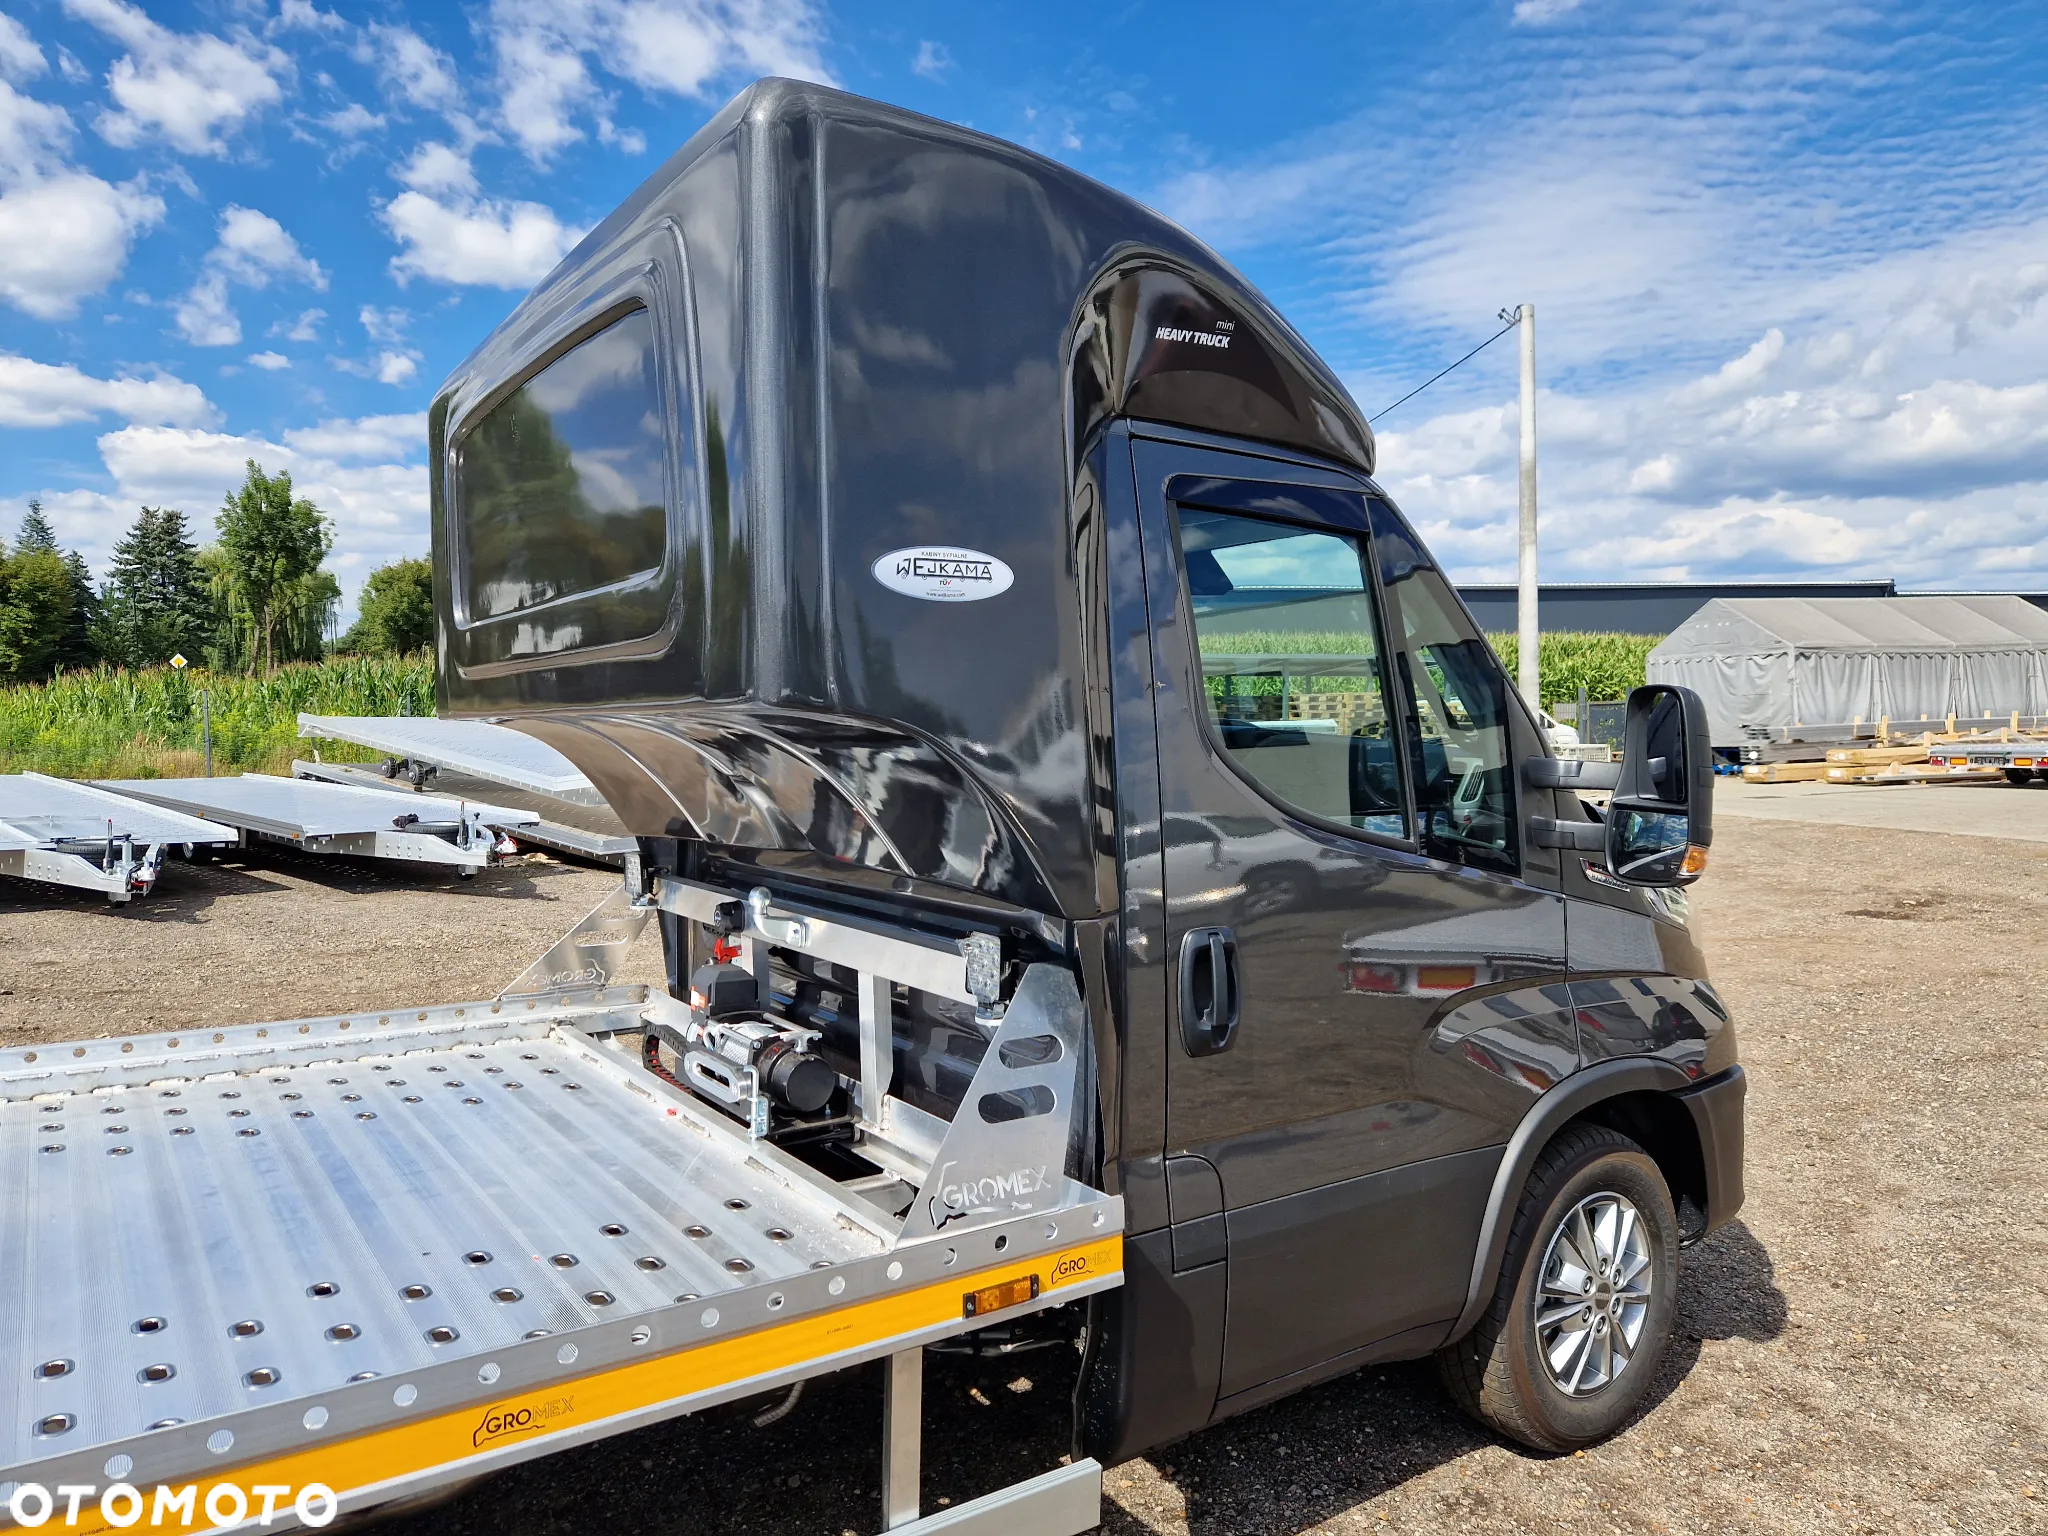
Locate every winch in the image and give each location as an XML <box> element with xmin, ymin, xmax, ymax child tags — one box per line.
<box><xmin>649</xmin><ymin>959</ymin><xmax>843</xmax><ymax>1136</ymax></box>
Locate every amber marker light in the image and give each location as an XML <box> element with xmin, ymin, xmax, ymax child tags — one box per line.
<box><xmin>1682</xmin><ymin>845</ymin><xmax>1710</xmax><ymax>876</ymax></box>
<box><xmin>963</xmin><ymin>1273</ymin><xmax>1041</xmax><ymax>1318</ymax></box>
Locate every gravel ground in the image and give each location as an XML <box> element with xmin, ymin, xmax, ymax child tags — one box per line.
<box><xmin>1</xmin><ymin>817</ymin><xmax>2041</xmax><ymax>1534</ymax></box>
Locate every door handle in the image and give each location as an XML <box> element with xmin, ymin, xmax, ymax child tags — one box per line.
<box><xmin>1178</xmin><ymin>926</ymin><xmax>1241</xmax><ymax>1057</ymax></box>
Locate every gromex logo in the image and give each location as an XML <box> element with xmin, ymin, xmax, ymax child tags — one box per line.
<box><xmin>473</xmin><ymin>1395</ymin><xmax>575</xmax><ymax>1449</ymax></box>
<box><xmin>1050</xmin><ymin>1251</ymin><xmax>1092</xmax><ymax>1283</ymax></box>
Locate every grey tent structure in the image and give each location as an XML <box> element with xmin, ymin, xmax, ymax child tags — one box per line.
<box><xmin>1647</xmin><ymin>596</ymin><xmax>2048</xmax><ymax>744</ymax></box>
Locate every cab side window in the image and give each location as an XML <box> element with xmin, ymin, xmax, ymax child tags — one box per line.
<box><xmin>457</xmin><ymin>305</ymin><xmax>668</xmax><ymax>625</ymax></box>
<box><xmin>1175</xmin><ymin>505</ymin><xmax>1407</xmax><ymax>840</ymax></box>
<box><xmin>1368</xmin><ymin>500</ymin><xmax>1518</xmax><ymax>874</ymax></box>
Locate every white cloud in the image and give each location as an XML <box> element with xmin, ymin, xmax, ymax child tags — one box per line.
<box><xmin>175</xmin><ymin>205</ymin><xmax>327</xmax><ymax>346</ymax></box>
<box><xmin>174</xmin><ymin>271</ymin><xmax>239</xmax><ymax>346</ymax></box>
<box><xmin>359</xmin><ymin>305</ymin><xmax>410</xmax><ymax>345</ymax></box>
<box><xmin>0</xmin><ymin>68</ymin><xmax>165</xmax><ymax>318</ymax></box>
<box><xmin>321</xmin><ymin>102</ymin><xmax>384</xmax><ymax>137</ymax></box>
<box><xmin>396</xmin><ymin>141</ymin><xmax>476</xmax><ymax>198</ymax></box>
<box><xmin>0</xmin><ymin>13</ymin><xmax>45</xmax><ymax>81</ymax></box>
<box><xmin>375</xmin><ymin>351</ymin><xmax>419</xmax><ymax>386</ymax></box>
<box><xmin>1370</xmin><ymin>241</ymin><xmax>2048</xmax><ymax>589</ymax></box>
<box><xmin>21</xmin><ymin>421</ymin><xmax>432</xmax><ymax>598</ymax></box>
<box><xmin>247</xmin><ymin>350</ymin><xmax>290</xmax><ymax>370</ymax></box>
<box><xmin>275</xmin><ymin>307</ymin><xmax>325</xmax><ymax>342</ymax></box>
<box><xmin>0</xmin><ymin>353</ymin><xmax>215</xmax><ymax>428</ymax></box>
<box><xmin>276</xmin><ymin>0</ymin><xmax>347</xmax><ymax>34</ymax></box>
<box><xmin>214</xmin><ymin>206</ymin><xmax>325</xmax><ymax>287</ymax></box>
<box><xmin>284</xmin><ymin>412</ymin><xmax>427</xmax><ymax>460</ymax></box>
<box><xmin>365</xmin><ymin>23</ymin><xmax>463</xmax><ymax>115</ymax></box>
<box><xmin>1512</xmin><ymin>0</ymin><xmax>1587</xmax><ymax>23</ymax></box>
<box><xmin>381</xmin><ymin>184</ymin><xmax>582</xmax><ymax>288</ymax></box>
<box><xmin>0</xmin><ymin>152</ymin><xmax>165</xmax><ymax>318</ymax></box>
<box><xmin>911</xmin><ymin>40</ymin><xmax>952</xmax><ymax>81</ymax></box>
<box><xmin>1140</xmin><ymin>2</ymin><xmax>2048</xmax><ymax>588</ymax></box>
<box><xmin>63</xmin><ymin>0</ymin><xmax>289</xmax><ymax>156</ymax></box>
<box><xmin>483</xmin><ymin>0</ymin><xmax>833</xmax><ymax>162</ymax></box>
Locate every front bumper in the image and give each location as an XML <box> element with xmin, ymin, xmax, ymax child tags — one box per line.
<box><xmin>1674</xmin><ymin>1062</ymin><xmax>1746</xmax><ymax>1233</ymax></box>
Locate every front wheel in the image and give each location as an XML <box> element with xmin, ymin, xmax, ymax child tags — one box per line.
<box><xmin>1436</xmin><ymin>1124</ymin><xmax>1678</xmax><ymax>1451</ymax></box>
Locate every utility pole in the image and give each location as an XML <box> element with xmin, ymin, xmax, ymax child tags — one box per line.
<box><xmin>1515</xmin><ymin>302</ymin><xmax>1540</xmax><ymax>711</ymax></box>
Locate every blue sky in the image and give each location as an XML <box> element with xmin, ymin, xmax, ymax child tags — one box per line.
<box><xmin>4</xmin><ymin>0</ymin><xmax>2047</xmax><ymax>620</ymax></box>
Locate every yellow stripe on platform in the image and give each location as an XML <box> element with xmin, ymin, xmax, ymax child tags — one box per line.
<box><xmin>41</xmin><ymin>1236</ymin><xmax>1120</xmax><ymax>1535</ymax></box>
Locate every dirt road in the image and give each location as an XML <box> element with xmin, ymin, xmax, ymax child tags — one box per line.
<box><xmin>1</xmin><ymin>818</ymin><xmax>2041</xmax><ymax>1534</ymax></box>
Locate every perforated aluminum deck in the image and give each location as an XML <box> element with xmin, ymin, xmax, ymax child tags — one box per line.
<box><xmin>97</xmin><ymin>775</ymin><xmax>540</xmax><ymax>840</ymax></box>
<box><xmin>296</xmin><ymin>716</ymin><xmax>599</xmax><ymax>802</ymax></box>
<box><xmin>0</xmin><ymin>1018</ymin><xmax>874</xmax><ymax>1465</ymax></box>
<box><xmin>0</xmin><ymin>774</ymin><xmax>235</xmax><ymax>850</ymax></box>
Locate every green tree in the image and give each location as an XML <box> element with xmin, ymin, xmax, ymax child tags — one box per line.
<box><xmin>16</xmin><ymin>498</ymin><xmax>56</xmax><ymax>554</ymax></box>
<box><xmin>0</xmin><ymin>541</ymin><xmax>73</xmax><ymax>682</ymax></box>
<box><xmin>340</xmin><ymin>556</ymin><xmax>434</xmax><ymax>654</ymax></box>
<box><xmin>93</xmin><ymin>507</ymin><xmax>214</xmax><ymax>667</ymax></box>
<box><xmin>57</xmin><ymin>548</ymin><xmax>97</xmax><ymax>670</ymax></box>
<box><xmin>215</xmin><ymin>461</ymin><xmax>334</xmax><ymax>672</ymax></box>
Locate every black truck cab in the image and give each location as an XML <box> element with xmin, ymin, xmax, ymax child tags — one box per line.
<box><xmin>431</xmin><ymin>78</ymin><xmax>1744</xmax><ymax>1458</ymax></box>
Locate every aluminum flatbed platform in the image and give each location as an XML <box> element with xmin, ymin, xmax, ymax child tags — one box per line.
<box><xmin>0</xmin><ymin>774</ymin><xmax>236</xmax><ymax>903</ymax></box>
<box><xmin>0</xmin><ymin>882</ymin><xmax>1121</xmax><ymax>1535</ymax></box>
<box><xmin>96</xmin><ymin>775</ymin><xmax>541</xmax><ymax>873</ymax></box>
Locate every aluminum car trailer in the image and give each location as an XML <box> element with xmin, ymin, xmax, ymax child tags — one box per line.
<box><xmin>1926</xmin><ymin>737</ymin><xmax>2048</xmax><ymax>784</ymax></box>
<box><xmin>0</xmin><ymin>773</ymin><xmax>235</xmax><ymax>904</ymax></box>
<box><xmin>294</xmin><ymin>714</ymin><xmax>602</xmax><ymax>803</ymax></box>
<box><xmin>97</xmin><ymin>775</ymin><xmax>540</xmax><ymax>876</ymax></box>
<box><xmin>291</xmin><ymin>758</ymin><xmax>638</xmax><ymax>865</ymax></box>
<box><xmin>293</xmin><ymin>713</ymin><xmax>634</xmax><ymax>865</ymax></box>
<box><xmin>0</xmin><ymin>879</ymin><xmax>1120</xmax><ymax>1534</ymax></box>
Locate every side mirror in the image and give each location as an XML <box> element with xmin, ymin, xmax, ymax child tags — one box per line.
<box><xmin>1606</xmin><ymin>684</ymin><xmax>1714</xmax><ymax>886</ymax></box>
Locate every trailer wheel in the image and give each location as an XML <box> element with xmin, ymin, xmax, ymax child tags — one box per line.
<box><xmin>1435</xmin><ymin>1123</ymin><xmax>1678</xmax><ymax>1452</ymax></box>
<box><xmin>2005</xmin><ymin>769</ymin><xmax>2034</xmax><ymax>786</ymax></box>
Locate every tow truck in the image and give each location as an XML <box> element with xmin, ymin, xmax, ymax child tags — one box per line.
<box><xmin>1</xmin><ymin>78</ymin><xmax>1743</xmax><ymax>1534</ymax></box>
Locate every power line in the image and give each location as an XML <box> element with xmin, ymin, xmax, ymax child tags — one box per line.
<box><xmin>1367</xmin><ymin>313</ymin><xmax>1520</xmax><ymax>424</ymax></box>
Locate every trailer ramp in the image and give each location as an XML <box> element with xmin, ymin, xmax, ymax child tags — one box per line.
<box><xmin>0</xmin><ymin>893</ymin><xmax>1121</xmax><ymax>1535</ymax></box>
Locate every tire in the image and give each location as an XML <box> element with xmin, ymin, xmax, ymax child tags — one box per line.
<box><xmin>1436</xmin><ymin>1123</ymin><xmax>1678</xmax><ymax>1452</ymax></box>
<box><xmin>2005</xmin><ymin>769</ymin><xmax>2031</xmax><ymax>786</ymax></box>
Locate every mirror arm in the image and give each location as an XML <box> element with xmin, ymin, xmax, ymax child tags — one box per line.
<box><xmin>1524</xmin><ymin>757</ymin><xmax>1621</xmax><ymax>791</ymax></box>
<box><xmin>1529</xmin><ymin>816</ymin><xmax>1605</xmax><ymax>852</ymax></box>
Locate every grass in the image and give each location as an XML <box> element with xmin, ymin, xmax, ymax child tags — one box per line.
<box><xmin>1201</xmin><ymin>629</ymin><xmax>1658</xmax><ymax>708</ymax></box>
<box><xmin>0</xmin><ymin>654</ymin><xmax>435</xmax><ymax>780</ymax></box>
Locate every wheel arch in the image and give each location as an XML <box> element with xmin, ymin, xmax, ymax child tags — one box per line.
<box><xmin>1446</xmin><ymin>1057</ymin><xmax>1695</xmax><ymax>1345</ymax></box>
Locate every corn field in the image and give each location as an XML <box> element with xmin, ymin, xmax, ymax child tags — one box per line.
<box><xmin>1199</xmin><ymin>629</ymin><xmax>1657</xmax><ymax>709</ymax></box>
<box><xmin>0</xmin><ymin>655</ymin><xmax>434</xmax><ymax>779</ymax></box>
<box><xmin>0</xmin><ymin>632</ymin><xmax>1657</xmax><ymax>781</ymax></box>
<box><xmin>1484</xmin><ymin>632</ymin><xmax>1659</xmax><ymax>708</ymax></box>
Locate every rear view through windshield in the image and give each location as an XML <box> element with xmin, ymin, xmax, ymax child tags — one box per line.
<box><xmin>456</xmin><ymin>306</ymin><xmax>667</xmax><ymax>622</ymax></box>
